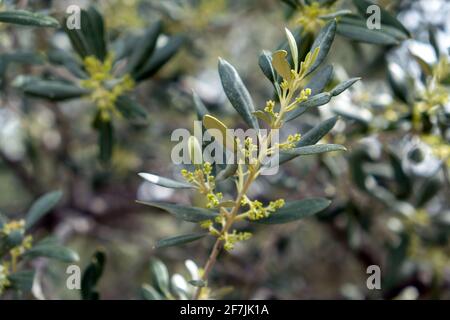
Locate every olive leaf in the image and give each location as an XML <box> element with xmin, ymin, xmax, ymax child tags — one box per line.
<box><xmin>139</xmin><ymin>173</ymin><xmax>193</xmax><ymax>189</ymax></box>
<box><xmin>81</xmin><ymin>251</ymin><xmax>106</xmax><ymax>300</ymax></box>
<box><xmin>272</xmin><ymin>50</ymin><xmax>292</xmax><ymax>80</ymax></box>
<box><xmin>134</xmin><ymin>35</ymin><xmax>184</xmax><ymax>81</ymax></box>
<box><xmin>155</xmin><ymin>233</ymin><xmax>207</xmax><ymax>249</ymax></box>
<box><xmin>252</xmin><ymin>198</ymin><xmax>331</xmax><ymax>224</ymax></box>
<box><xmin>24</xmin><ymin>237</ymin><xmax>79</xmax><ymax>263</ymax></box>
<box><xmin>282</xmin><ymin>144</ymin><xmax>347</xmax><ymax>156</ymax></box>
<box><xmin>137</xmin><ymin>201</ymin><xmax>218</xmax><ymax>222</ymax></box>
<box><xmin>203</xmin><ymin>114</ymin><xmax>237</xmax><ymax>152</ymax></box>
<box><xmin>126</xmin><ymin>21</ymin><xmax>162</xmax><ymax>76</ymax></box>
<box><xmin>26</xmin><ymin>190</ymin><xmax>63</xmax><ymax>230</ymax></box>
<box><xmin>0</xmin><ymin>10</ymin><xmax>59</xmax><ymax>28</ymax></box>
<box><xmin>218</xmin><ymin>58</ymin><xmax>259</xmax><ymax>129</ymax></box>
<box><xmin>22</xmin><ymin>80</ymin><xmax>88</xmax><ymax>101</ymax></box>
<box><xmin>305</xmin><ymin>64</ymin><xmax>333</xmax><ymax>95</ymax></box>
<box><xmin>306</xmin><ymin>20</ymin><xmax>337</xmax><ymax>76</ymax></box>
<box><xmin>285</xmin><ymin>78</ymin><xmax>360</xmax><ymax>122</ymax></box>
<box><xmin>278</xmin><ymin>116</ymin><xmax>339</xmax><ymax>165</ymax></box>
<box><xmin>149</xmin><ymin>259</ymin><xmax>170</xmax><ymax>297</ymax></box>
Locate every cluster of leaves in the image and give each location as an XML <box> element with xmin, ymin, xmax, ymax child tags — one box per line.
<box><xmin>141</xmin><ymin>259</ymin><xmax>209</xmax><ymax>300</ymax></box>
<box><xmin>137</xmin><ymin>20</ymin><xmax>360</xmax><ymax>298</ymax></box>
<box><xmin>13</xmin><ymin>6</ymin><xmax>183</xmax><ymax>163</ymax></box>
<box><xmin>282</xmin><ymin>0</ymin><xmax>410</xmax><ymax>45</ymax></box>
<box><xmin>314</xmin><ymin>22</ymin><xmax>450</xmax><ymax>297</ymax></box>
<box><xmin>0</xmin><ymin>191</ymin><xmax>78</xmax><ymax>298</ymax></box>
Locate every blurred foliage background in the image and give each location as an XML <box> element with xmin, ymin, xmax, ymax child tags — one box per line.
<box><xmin>0</xmin><ymin>0</ymin><xmax>449</xmax><ymax>299</ymax></box>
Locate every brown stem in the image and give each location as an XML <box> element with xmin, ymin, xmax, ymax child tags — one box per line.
<box><xmin>194</xmin><ymin>171</ymin><xmax>255</xmax><ymax>299</ymax></box>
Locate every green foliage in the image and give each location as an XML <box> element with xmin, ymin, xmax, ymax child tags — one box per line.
<box><xmin>19</xmin><ymin>5</ymin><xmax>183</xmax><ymax>164</ymax></box>
<box><xmin>0</xmin><ymin>191</ymin><xmax>78</xmax><ymax>298</ymax></box>
<box><xmin>81</xmin><ymin>251</ymin><xmax>106</xmax><ymax>300</ymax></box>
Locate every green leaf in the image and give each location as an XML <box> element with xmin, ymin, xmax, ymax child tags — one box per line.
<box><xmin>279</xmin><ymin>116</ymin><xmax>339</xmax><ymax>165</ymax></box>
<box><xmin>258</xmin><ymin>50</ymin><xmax>277</xmax><ymax>84</ymax></box>
<box><xmin>0</xmin><ymin>10</ymin><xmax>59</xmax><ymax>28</ymax></box>
<box><xmin>155</xmin><ymin>233</ymin><xmax>207</xmax><ymax>249</ymax></box>
<box><xmin>134</xmin><ymin>35</ymin><xmax>184</xmax><ymax>81</ymax></box>
<box><xmin>353</xmin><ymin>0</ymin><xmax>409</xmax><ymax>37</ymax></box>
<box><xmin>319</xmin><ymin>9</ymin><xmax>353</xmax><ymax>19</ymax></box>
<box><xmin>127</xmin><ymin>21</ymin><xmax>162</xmax><ymax>76</ymax></box>
<box><xmin>203</xmin><ymin>114</ymin><xmax>237</xmax><ymax>152</ymax></box>
<box><xmin>337</xmin><ymin>16</ymin><xmax>401</xmax><ymax>45</ymax></box>
<box><xmin>22</xmin><ymin>80</ymin><xmax>88</xmax><ymax>101</ymax></box>
<box><xmin>64</xmin><ymin>19</ymin><xmax>90</xmax><ymax>58</ymax></box>
<box><xmin>252</xmin><ymin>198</ymin><xmax>331</xmax><ymax>224</ymax></box>
<box><xmin>47</xmin><ymin>49</ymin><xmax>87</xmax><ymax>79</ymax></box>
<box><xmin>428</xmin><ymin>26</ymin><xmax>440</xmax><ymax>58</ymax></box>
<box><xmin>388</xmin><ymin>150</ymin><xmax>412</xmax><ymax>198</ymax></box>
<box><xmin>306</xmin><ymin>64</ymin><xmax>333</xmax><ymax>95</ymax></box>
<box><xmin>330</xmin><ymin>77</ymin><xmax>360</xmax><ymax>96</ymax></box>
<box><xmin>24</xmin><ymin>238</ymin><xmax>79</xmax><ymax>263</ymax></box>
<box><xmin>192</xmin><ymin>91</ymin><xmax>209</xmax><ymax>121</ymax></box>
<box><xmin>150</xmin><ymin>259</ymin><xmax>170</xmax><ymax>296</ymax></box>
<box><xmin>81</xmin><ymin>251</ymin><xmax>106</xmax><ymax>300</ymax></box>
<box><xmin>96</xmin><ymin>119</ymin><xmax>114</xmax><ymax>164</ymax></box>
<box><xmin>286</xmin><ymin>77</ymin><xmax>359</xmax><ymax>122</ymax></box>
<box><xmin>282</xmin><ymin>144</ymin><xmax>347</xmax><ymax>157</ymax></box>
<box><xmin>216</xmin><ymin>164</ymin><xmax>238</xmax><ymax>181</ymax></box>
<box><xmin>138</xmin><ymin>172</ymin><xmax>193</xmax><ymax>189</ymax></box>
<box><xmin>306</xmin><ymin>20</ymin><xmax>337</xmax><ymax>76</ymax></box>
<box><xmin>285</xmin><ymin>92</ymin><xmax>331</xmax><ymax>122</ymax></box>
<box><xmin>115</xmin><ymin>95</ymin><xmax>148</xmax><ymax>120</ymax></box>
<box><xmin>415</xmin><ymin>177</ymin><xmax>441</xmax><ymax>208</ymax></box>
<box><xmin>141</xmin><ymin>284</ymin><xmax>163</xmax><ymax>300</ymax></box>
<box><xmin>137</xmin><ymin>201</ymin><xmax>218</xmax><ymax>223</ymax></box>
<box><xmin>188</xmin><ymin>279</ymin><xmax>206</xmax><ymax>287</ymax></box>
<box><xmin>81</xmin><ymin>6</ymin><xmax>107</xmax><ymax>61</ymax></box>
<box><xmin>218</xmin><ymin>58</ymin><xmax>259</xmax><ymax>129</ymax></box>
<box><xmin>8</xmin><ymin>271</ymin><xmax>35</xmax><ymax>293</ymax></box>
<box><xmin>26</xmin><ymin>190</ymin><xmax>63</xmax><ymax>230</ymax></box>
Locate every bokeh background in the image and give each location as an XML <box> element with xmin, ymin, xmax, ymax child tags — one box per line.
<box><xmin>0</xmin><ymin>0</ymin><xmax>449</xmax><ymax>299</ymax></box>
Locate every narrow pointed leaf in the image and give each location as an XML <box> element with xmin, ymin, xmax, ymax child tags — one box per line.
<box><xmin>218</xmin><ymin>58</ymin><xmax>259</xmax><ymax>129</ymax></box>
<box><xmin>279</xmin><ymin>116</ymin><xmax>339</xmax><ymax>165</ymax></box>
<box><xmin>252</xmin><ymin>198</ymin><xmax>331</xmax><ymax>224</ymax></box>
<box><xmin>0</xmin><ymin>10</ymin><xmax>59</xmax><ymax>28</ymax></box>
<box><xmin>22</xmin><ymin>80</ymin><xmax>88</xmax><ymax>101</ymax></box>
<box><xmin>134</xmin><ymin>36</ymin><xmax>184</xmax><ymax>81</ymax></box>
<box><xmin>285</xmin><ymin>92</ymin><xmax>331</xmax><ymax>122</ymax></box>
<box><xmin>24</xmin><ymin>243</ymin><xmax>79</xmax><ymax>263</ymax></box>
<box><xmin>115</xmin><ymin>95</ymin><xmax>148</xmax><ymax>119</ymax></box>
<box><xmin>137</xmin><ymin>201</ymin><xmax>218</xmax><ymax>222</ymax></box>
<box><xmin>155</xmin><ymin>233</ymin><xmax>207</xmax><ymax>249</ymax></box>
<box><xmin>127</xmin><ymin>21</ymin><xmax>162</xmax><ymax>75</ymax></box>
<box><xmin>150</xmin><ymin>259</ymin><xmax>170</xmax><ymax>296</ymax></box>
<box><xmin>272</xmin><ymin>50</ymin><xmax>291</xmax><ymax>80</ymax></box>
<box><xmin>305</xmin><ymin>64</ymin><xmax>333</xmax><ymax>95</ymax></box>
<box><xmin>193</xmin><ymin>91</ymin><xmax>208</xmax><ymax>120</ymax></box>
<box><xmin>330</xmin><ymin>77</ymin><xmax>360</xmax><ymax>96</ymax></box>
<box><xmin>26</xmin><ymin>190</ymin><xmax>63</xmax><ymax>230</ymax></box>
<box><xmin>353</xmin><ymin>0</ymin><xmax>410</xmax><ymax>37</ymax></box>
<box><xmin>203</xmin><ymin>114</ymin><xmax>236</xmax><ymax>151</ymax></box>
<box><xmin>141</xmin><ymin>284</ymin><xmax>162</xmax><ymax>300</ymax></box>
<box><xmin>258</xmin><ymin>50</ymin><xmax>276</xmax><ymax>84</ymax></box>
<box><xmin>139</xmin><ymin>172</ymin><xmax>193</xmax><ymax>189</ymax></box>
<box><xmin>306</xmin><ymin>20</ymin><xmax>336</xmax><ymax>76</ymax></box>
<box><xmin>8</xmin><ymin>271</ymin><xmax>35</xmax><ymax>292</ymax></box>
<box><xmin>282</xmin><ymin>144</ymin><xmax>347</xmax><ymax>157</ymax></box>
<box><xmin>81</xmin><ymin>251</ymin><xmax>106</xmax><ymax>300</ymax></box>
<box><xmin>216</xmin><ymin>163</ymin><xmax>238</xmax><ymax>181</ymax></box>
